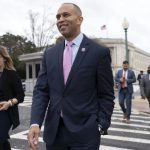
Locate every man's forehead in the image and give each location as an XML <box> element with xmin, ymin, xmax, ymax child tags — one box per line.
<box><xmin>123</xmin><ymin>64</ymin><xmax>128</xmax><ymax>66</ymax></box>
<box><xmin>57</xmin><ymin>4</ymin><xmax>74</xmax><ymax>12</ymax></box>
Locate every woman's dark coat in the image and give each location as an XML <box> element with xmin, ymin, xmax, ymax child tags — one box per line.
<box><xmin>1</xmin><ymin>69</ymin><xmax>24</xmax><ymax>129</ymax></box>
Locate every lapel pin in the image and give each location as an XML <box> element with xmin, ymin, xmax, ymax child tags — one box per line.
<box><xmin>81</xmin><ymin>48</ymin><xmax>86</xmax><ymax>52</ymax></box>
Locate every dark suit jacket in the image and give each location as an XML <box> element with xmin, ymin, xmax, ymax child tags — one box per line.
<box><xmin>1</xmin><ymin>69</ymin><xmax>24</xmax><ymax>129</ymax></box>
<box><xmin>31</xmin><ymin>35</ymin><xmax>115</xmax><ymax>145</ymax></box>
<box><xmin>115</xmin><ymin>69</ymin><xmax>136</xmax><ymax>93</ymax></box>
<box><xmin>141</xmin><ymin>74</ymin><xmax>150</xmax><ymax>97</ymax></box>
<box><xmin>137</xmin><ymin>74</ymin><xmax>144</xmax><ymax>85</ymax></box>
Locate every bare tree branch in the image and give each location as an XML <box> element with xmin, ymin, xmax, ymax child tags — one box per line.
<box><xmin>27</xmin><ymin>9</ymin><xmax>57</xmax><ymax>49</ymax></box>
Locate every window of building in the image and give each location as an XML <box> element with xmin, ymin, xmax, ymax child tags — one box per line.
<box><xmin>35</xmin><ymin>63</ymin><xmax>41</xmax><ymax>78</ymax></box>
<box><xmin>29</xmin><ymin>64</ymin><xmax>32</xmax><ymax>79</ymax></box>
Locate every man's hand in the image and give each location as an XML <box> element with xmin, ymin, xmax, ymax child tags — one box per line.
<box><xmin>28</xmin><ymin>126</ymin><xmax>40</xmax><ymax>150</ymax></box>
<box><xmin>120</xmin><ymin>77</ymin><xmax>124</xmax><ymax>82</ymax></box>
<box><xmin>120</xmin><ymin>77</ymin><xmax>126</xmax><ymax>82</ymax></box>
<box><xmin>0</xmin><ymin>101</ymin><xmax>11</xmax><ymax>111</ymax></box>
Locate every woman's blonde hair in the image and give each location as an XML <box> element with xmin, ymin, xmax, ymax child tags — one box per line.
<box><xmin>0</xmin><ymin>45</ymin><xmax>15</xmax><ymax>70</ymax></box>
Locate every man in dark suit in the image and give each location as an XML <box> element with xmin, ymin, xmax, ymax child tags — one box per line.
<box><xmin>115</xmin><ymin>61</ymin><xmax>136</xmax><ymax>123</ymax></box>
<box><xmin>141</xmin><ymin>65</ymin><xmax>150</xmax><ymax>112</ymax></box>
<box><xmin>137</xmin><ymin>70</ymin><xmax>145</xmax><ymax>99</ymax></box>
<box><xmin>28</xmin><ymin>3</ymin><xmax>115</xmax><ymax>150</ymax></box>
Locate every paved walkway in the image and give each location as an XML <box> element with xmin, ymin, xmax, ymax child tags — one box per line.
<box><xmin>132</xmin><ymin>97</ymin><xmax>150</xmax><ymax>114</ymax></box>
<box><xmin>115</xmin><ymin>96</ymin><xmax>150</xmax><ymax>115</ymax></box>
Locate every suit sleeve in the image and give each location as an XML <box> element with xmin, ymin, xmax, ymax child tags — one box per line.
<box><xmin>11</xmin><ymin>71</ymin><xmax>25</xmax><ymax>103</ymax></box>
<box><xmin>30</xmin><ymin>50</ymin><xmax>50</xmax><ymax>127</ymax></box>
<box><xmin>97</xmin><ymin>48</ymin><xmax>115</xmax><ymax>131</ymax></box>
<box><xmin>115</xmin><ymin>70</ymin><xmax>121</xmax><ymax>83</ymax></box>
<box><xmin>127</xmin><ymin>71</ymin><xmax>136</xmax><ymax>84</ymax></box>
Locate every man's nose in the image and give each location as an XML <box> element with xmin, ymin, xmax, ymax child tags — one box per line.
<box><xmin>58</xmin><ymin>15</ymin><xmax>65</xmax><ymax>22</ymax></box>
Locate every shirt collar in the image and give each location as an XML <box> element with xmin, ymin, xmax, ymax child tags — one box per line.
<box><xmin>65</xmin><ymin>33</ymin><xmax>83</xmax><ymax>47</ymax></box>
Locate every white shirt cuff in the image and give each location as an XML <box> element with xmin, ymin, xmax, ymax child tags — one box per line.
<box><xmin>30</xmin><ymin>124</ymin><xmax>39</xmax><ymax>128</ymax></box>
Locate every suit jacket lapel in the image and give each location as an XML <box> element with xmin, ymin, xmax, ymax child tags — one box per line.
<box><xmin>127</xmin><ymin>70</ymin><xmax>129</xmax><ymax>78</ymax></box>
<box><xmin>58</xmin><ymin>41</ymin><xmax>65</xmax><ymax>89</ymax></box>
<box><xmin>65</xmin><ymin>36</ymin><xmax>89</xmax><ymax>88</ymax></box>
<box><xmin>121</xmin><ymin>70</ymin><xmax>123</xmax><ymax>77</ymax></box>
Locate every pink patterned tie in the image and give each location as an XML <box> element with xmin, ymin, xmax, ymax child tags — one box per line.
<box><xmin>63</xmin><ymin>41</ymin><xmax>73</xmax><ymax>84</ymax></box>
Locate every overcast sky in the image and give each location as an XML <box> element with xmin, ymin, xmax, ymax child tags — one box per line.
<box><xmin>0</xmin><ymin>0</ymin><xmax>150</xmax><ymax>53</ymax></box>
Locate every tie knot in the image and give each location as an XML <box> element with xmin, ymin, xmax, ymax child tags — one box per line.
<box><xmin>66</xmin><ymin>41</ymin><xmax>73</xmax><ymax>47</ymax></box>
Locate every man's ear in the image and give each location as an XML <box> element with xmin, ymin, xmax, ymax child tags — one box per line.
<box><xmin>77</xmin><ymin>16</ymin><xmax>83</xmax><ymax>25</ymax></box>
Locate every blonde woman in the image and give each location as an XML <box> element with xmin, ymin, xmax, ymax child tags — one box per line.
<box><xmin>0</xmin><ymin>45</ymin><xmax>24</xmax><ymax>150</ymax></box>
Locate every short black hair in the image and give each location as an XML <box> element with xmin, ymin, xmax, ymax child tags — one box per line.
<box><xmin>123</xmin><ymin>60</ymin><xmax>129</xmax><ymax>64</ymax></box>
<box><xmin>63</xmin><ymin>3</ymin><xmax>82</xmax><ymax>15</ymax></box>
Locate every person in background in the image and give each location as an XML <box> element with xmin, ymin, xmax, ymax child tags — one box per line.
<box><xmin>137</xmin><ymin>70</ymin><xmax>145</xmax><ymax>99</ymax></box>
<box><xmin>0</xmin><ymin>45</ymin><xmax>24</xmax><ymax>150</ymax></box>
<box><xmin>28</xmin><ymin>3</ymin><xmax>115</xmax><ymax>150</ymax></box>
<box><xmin>115</xmin><ymin>60</ymin><xmax>136</xmax><ymax>123</ymax></box>
<box><xmin>141</xmin><ymin>65</ymin><xmax>150</xmax><ymax>112</ymax></box>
